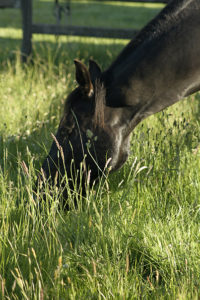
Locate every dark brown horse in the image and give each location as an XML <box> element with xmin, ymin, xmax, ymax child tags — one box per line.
<box><xmin>39</xmin><ymin>0</ymin><xmax>200</xmax><ymax>200</ymax></box>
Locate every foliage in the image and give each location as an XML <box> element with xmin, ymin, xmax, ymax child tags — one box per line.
<box><xmin>0</xmin><ymin>1</ymin><xmax>200</xmax><ymax>299</ymax></box>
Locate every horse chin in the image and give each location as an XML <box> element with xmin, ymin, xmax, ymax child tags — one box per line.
<box><xmin>113</xmin><ymin>155</ymin><xmax>129</xmax><ymax>172</ymax></box>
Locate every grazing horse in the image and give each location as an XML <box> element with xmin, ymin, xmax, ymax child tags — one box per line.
<box><xmin>39</xmin><ymin>0</ymin><xmax>200</xmax><ymax>199</ymax></box>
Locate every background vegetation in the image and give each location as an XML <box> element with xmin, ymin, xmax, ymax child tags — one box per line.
<box><xmin>0</xmin><ymin>1</ymin><xmax>200</xmax><ymax>299</ymax></box>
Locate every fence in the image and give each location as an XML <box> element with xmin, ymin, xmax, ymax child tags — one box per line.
<box><xmin>21</xmin><ymin>0</ymin><xmax>166</xmax><ymax>61</ymax></box>
<box><xmin>0</xmin><ymin>0</ymin><xmax>19</xmax><ymax>8</ymax></box>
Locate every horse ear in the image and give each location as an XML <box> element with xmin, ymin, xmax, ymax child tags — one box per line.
<box><xmin>89</xmin><ymin>59</ymin><xmax>102</xmax><ymax>85</ymax></box>
<box><xmin>74</xmin><ymin>59</ymin><xmax>94</xmax><ymax>97</ymax></box>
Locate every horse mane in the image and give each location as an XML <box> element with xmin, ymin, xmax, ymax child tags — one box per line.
<box><xmin>131</xmin><ymin>0</ymin><xmax>194</xmax><ymax>48</ymax></box>
<box><xmin>108</xmin><ymin>0</ymin><xmax>195</xmax><ymax>72</ymax></box>
<box><xmin>94</xmin><ymin>80</ymin><xmax>106</xmax><ymax>128</ymax></box>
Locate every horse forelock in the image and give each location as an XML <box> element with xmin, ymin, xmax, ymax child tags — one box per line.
<box><xmin>94</xmin><ymin>80</ymin><xmax>106</xmax><ymax>129</ymax></box>
<box><xmin>63</xmin><ymin>81</ymin><xmax>106</xmax><ymax>130</ymax></box>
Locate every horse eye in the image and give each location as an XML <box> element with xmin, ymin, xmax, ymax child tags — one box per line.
<box><xmin>61</xmin><ymin>125</ymin><xmax>73</xmax><ymax>135</ymax></box>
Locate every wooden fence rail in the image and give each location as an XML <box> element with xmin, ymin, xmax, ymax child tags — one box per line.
<box><xmin>32</xmin><ymin>24</ymin><xmax>138</xmax><ymax>39</ymax></box>
<box><xmin>0</xmin><ymin>0</ymin><xmax>17</xmax><ymax>8</ymax></box>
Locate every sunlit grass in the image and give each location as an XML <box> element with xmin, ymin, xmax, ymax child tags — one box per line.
<box><xmin>0</xmin><ymin>1</ymin><xmax>200</xmax><ymax>299</ymax></box>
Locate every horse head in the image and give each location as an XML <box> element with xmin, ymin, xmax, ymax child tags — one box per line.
<box><xmin>39</xmin><ymin>60</ymin><xmax>131</xmax><ymax>201</ymax></box>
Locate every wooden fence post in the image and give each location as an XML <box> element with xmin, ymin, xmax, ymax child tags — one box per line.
<box><xmin>21</xmin><ymin>0</ymin><xmax>32</xmax><ymax>62</ymax></box>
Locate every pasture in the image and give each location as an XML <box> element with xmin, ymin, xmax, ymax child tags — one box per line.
<box><xmin>0</xmin><ymin>0</ymin><xmax>200</xmax><ymax>298</ymax></box>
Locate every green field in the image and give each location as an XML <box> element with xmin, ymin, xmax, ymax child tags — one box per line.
<box><xmin>0</xmin><ymin>1</ymin><xmax>200</xmax><ymax>299</ymax></box>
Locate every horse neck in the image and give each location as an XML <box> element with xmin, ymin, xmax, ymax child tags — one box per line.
<box><xmin>102</xmin><ymin>0</ymin><xmax>200</xmax><ymax>132</ymax></box>
<box><xmin>103</xmin><ymin>0</ymin><xmax>200</xmax><ymax>108</ymax></box>
<box><xmin>107</xmin><ymin>0</ymin><xmax>197</xmax><ymax>75</ymax></box>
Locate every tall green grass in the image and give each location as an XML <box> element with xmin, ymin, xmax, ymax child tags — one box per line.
<box><xmin>0</xmin><ymin>1</ymin><xmax>200</xmax><ymax>299</ymax></box>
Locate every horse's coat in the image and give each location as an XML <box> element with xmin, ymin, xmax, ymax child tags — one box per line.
<box><xmin>39</xmin><ymin>0</ymin><xmax>200</xmax><ymax>198</ymax></box>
